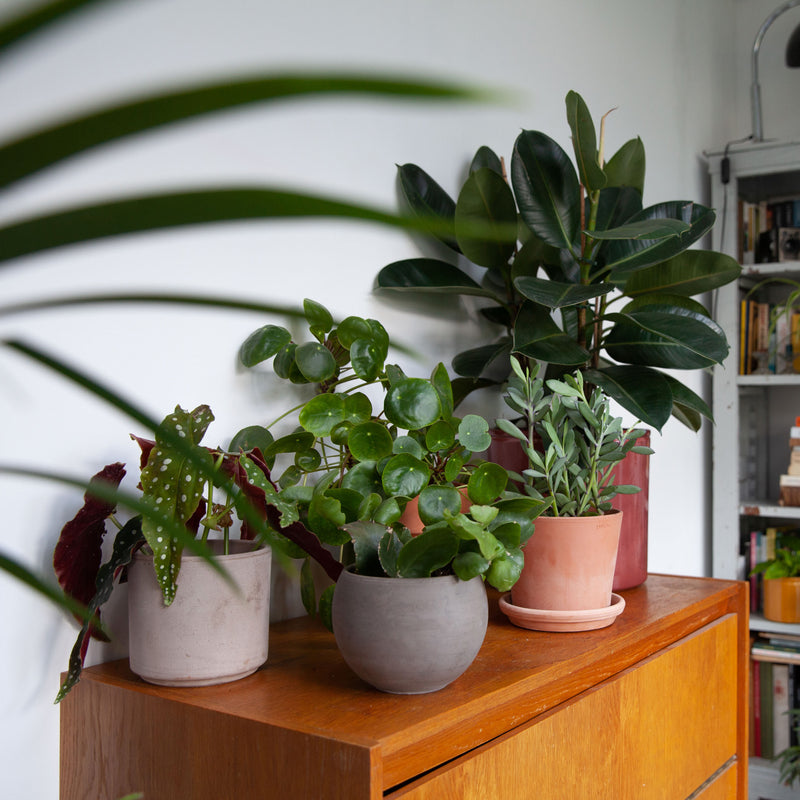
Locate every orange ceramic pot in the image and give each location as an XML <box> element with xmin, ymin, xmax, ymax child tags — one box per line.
<box><xmin>511</xmin><ymin>510</ymin><xmax>623</xmax><ymax>612</ymax></box>
<box><xmin>763</xmin><ymin>577</ymin><xmax>800</xmax><ymax>623</ymax></box>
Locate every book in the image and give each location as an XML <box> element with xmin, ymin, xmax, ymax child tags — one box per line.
<box><xmin>752</xmin><ymin>643</ymin><xmax>800</xmax><ymax>664</ymax></box>
<box><xmin>775</xmin><ymin>664</ymin><xmax>792</xmax><ymax>755</ymax></box>
<box><xmin>753</xmin><ymin>659</ymin><xmax>762</xmax><ymax>757</ymax></box>
<box><xmin>762</xmin><ymin>662</ymin><xmax>775</xmax><ymax>758</ymax></box>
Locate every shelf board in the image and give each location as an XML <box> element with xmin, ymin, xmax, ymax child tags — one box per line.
<box><xmin>750</xmin><ymin>613</ymin><xmax>800</xmax><ymax>635</ymax></box>
<box><xmin>740</xmin><ymin>501</ymin><xmax>800</xmax><ymax>518</ymax></box>
<box><xmin>750</xmin><ymin>757</ymin><xmax>798</xmax><ymax>800</ymax></box>
<box><xmin>738</xmin><ymin>373</ymin><xmax>800</xmax><ymax>386</ymax></box>
<box><xmin>741</xmin><ymin>259</ymin><xmax>800</xmax><ymax>278</ymax></box>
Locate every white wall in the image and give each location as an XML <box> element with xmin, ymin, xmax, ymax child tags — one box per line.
<box><xmin>2</xmin><ymin>0</ymin><xmax>797</xmax><ymax>797</ymax></box>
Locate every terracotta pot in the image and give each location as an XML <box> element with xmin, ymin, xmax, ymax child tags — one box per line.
<box><xmin>331</xmin><ymin>568</ymin><xmax>487</xmax><ymax>694</ymax></box>
<box><xmin>128</xmin><ymin>539</ymin><xmax>271</xmax><ymax>687</ymax></box>
<box><xmin>511</xmin><ymin>510</ymin><xmax>623</xmax><ymax>613</ymax></box>
<box><xmin>398</xmin><ymin>487</ymin><xmax>470</xmax><ymax>535</ymax></box>
<box><xmin>610</xmin><ymin>431</ymin><xmax>650</xmax><ymax>591</ymax></box>
<box><xmin>489</xmin><ymin>426</ymin><xmax>649</xmax><ymax>592</ymax></box>
<box><xmin>763</xmin><ymin>577</ymin><xmax>800</xmax><ymax>623</ymax></box>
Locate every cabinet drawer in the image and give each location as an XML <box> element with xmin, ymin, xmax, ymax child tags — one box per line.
<box><xmin>390</xmin><ymin>615</ymin><xmax>738</xmax><ymax>800</ymax></box>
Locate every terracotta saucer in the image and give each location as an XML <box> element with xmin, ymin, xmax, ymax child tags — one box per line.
<box><xmin>498</xmin><ymin>592</ymin><xmax>626</xmax><ymax>632</ymax></box>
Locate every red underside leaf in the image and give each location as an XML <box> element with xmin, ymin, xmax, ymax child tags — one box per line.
<box><xmin>53</xmin><ymin>462</ymin><xmax>126</xmax><ymax>639</ymax></box>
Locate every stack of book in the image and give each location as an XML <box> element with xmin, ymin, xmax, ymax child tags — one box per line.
<box><xmin>738</xmin><ymin>300</ymin><xmax>799</xmax><ymax>375</ymax></box>
<box><xmin>780</xmin><ymin>420</ymin><xmax>800</xmax><ymax>506</ymax></box>
<box><xmin>739</xmin><ymin>197</ymin><xmax>800</xmax><ymax>265</ymax></box>
<box><xmin>751</xmin><ymin>633</ymin><xmax>800</xmax><ymax>758</ymax></box>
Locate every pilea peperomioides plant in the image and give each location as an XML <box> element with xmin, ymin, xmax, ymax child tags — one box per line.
<box><xmin>237</xmin><ymin>299</ymin><xmax>541</xmax><ymax>619</ymax></box>
<box><xmin>375</xmin><ymin>90</ymin><xmax>741</xmax><ymax>431</ymax></box>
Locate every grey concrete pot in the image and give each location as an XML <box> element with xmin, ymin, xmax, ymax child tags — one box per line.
<box><xmin>128</xmin><ymin>539</ymin><xmax>271</xmax><ymax>687</ymax></box>
<box><xmin>331</xmin><ymin>567</ymin><xmax>488</xmax><ymax>694</ymax></box>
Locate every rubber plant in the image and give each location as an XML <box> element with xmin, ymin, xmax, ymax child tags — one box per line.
<box><xmin>236</xmin><ymin>299</ymin><xmax>542</xmax><ymax>623</ymax></box>
<box><xmin>375</xmin><ymin>90</ymin><xmax>741</xmax><ymax>432</ymax></box>
<box><xmin>0</xmin><ymin>0</ymin><xmax>490</xmax><ymax>614</ymax></box>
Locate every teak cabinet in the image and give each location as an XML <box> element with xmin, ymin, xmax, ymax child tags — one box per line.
<box><xmin>60</xmin><ymin>574</ymin><xmax>748</xmax><ymax>800</ymax></box>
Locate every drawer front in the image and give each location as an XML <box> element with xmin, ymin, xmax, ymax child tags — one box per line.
<box><xmin>691</xmin><ymin>761</ymin><xmax>737</xmax><ymax>800</ymax></box>
<box><xmin>390</xmin><ymin>615</ymin><xmax>739</xmax><ymax>800</ymax></box>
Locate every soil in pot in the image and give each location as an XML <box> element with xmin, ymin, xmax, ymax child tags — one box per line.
<box><xmin>128</xmin><ymin>539</ymin><xmax>271</xmax><ymax>687</ymax></box>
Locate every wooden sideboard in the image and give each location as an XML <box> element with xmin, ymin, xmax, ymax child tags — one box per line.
<box><xmin>60</xmin><ymin>574</ymin><xmax>748</xmax><ymax>799</ymax></box>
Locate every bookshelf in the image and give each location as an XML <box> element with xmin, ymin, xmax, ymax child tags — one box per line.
<box><xmin>707</xmin><ymin>140</ymin><xmax>800</xmax><ymax>799</ymax></box>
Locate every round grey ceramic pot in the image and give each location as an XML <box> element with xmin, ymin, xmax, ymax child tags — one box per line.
<box><xmin>128</xmin><ymin>540</ymin><xmax>271</xmax><ymax>687</ymax></box>
<box><xmin>331</xmin><ymin>568</ymin><xmax>488</xmax><ymax>694</ymax></box>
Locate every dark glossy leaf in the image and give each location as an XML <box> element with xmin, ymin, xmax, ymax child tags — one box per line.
<box><xmin>457</xmin><ymin>415</ymin><xmax>492</xmax><ymax>453</ymax></box>
<box><xmin>512</xmin><ymin>302</ymin><xmax>590</xmax><ymax>365</ymax></box>
<box><xmin>583</xmin><ymin>365</ymin><xmax>673</xmax><ymax>431</ymax></box>
<box><xmin>343</xmin><ymin>392</ymin><xmax>372</xmax><ymax>425</ymax></box>
<box><xmin>385</xmin><ymin>378</ymin><xmax>441</xmax><ymax>430</ymax></box>
<box><xmin>620</xmin><ymin>292</ymin><xmax>710</xmax><ymax>316</ymax></box>
<box><xmin>375</xmin><ymin>257</ymin><xmax>494</xmax><ymax>298</ymax></box>
<box><xmin>452</xmin><ymin>550</ymin><xmax>490</xmax><ymax>581</ymax></box>
<box><xmin>381</xmin><ymin>454</ymin><xmax>431</xmax><ymax>497</ymax></box>
<box><xmin>378</xmin><ymin>530</ymin><xmax>403</xmax><ymax>576</ymax></box>
<box><xmin>511</xmin><ymin>129</ymin><xmax>581</xmax><ymax>250</ymax></box>
<box><xmin>294</xmin><ymin>448</ymin><xmax>322</xmax><ymax>472</ymax></box>
<box><xmin>588</xmin><ymin>217</ymin><xmax>689</xmax><ymax>241</ymax></box>
<box><xmin>345</xmin><ymin>521</ymin><xmax>385</xmax><ymax>576</ymax></box>
<box><xmin>604</xmin><ymin>137</ymin><xmax>645</xmax><ymax>195</ymax></box>
<box><xmin>348</xmin><ymin>421</ymin><xmax>393</xmax><ymax>462</ymax></box>
<box><xmin>238</xmin><ymin>324</ymin><xmax>292</xmax><ymax>367</ymax></box>
<box><xmin>397</xmin><ymin>163</ymin><xmax>460</xmax><ymax>252</ymax></box>
<box><xmin>605</xmin><ymin>305</ymin><xmax>729</xmax><ymax>369</ymax></box>
<box><xmin>470</xmin><ymin>145</ymin><xmax>504</xmax><ymax>175</ymax></box>
<box><xmin>455</xmin><ymin>167</ymin><xmax>518</xmax><ymax>268</ymax></box>
<box><xmin>294</xmin><ymin>341</ymin><xmax>337</xmax><ymax>382</ymax></box>
<box><xmin>589</xmin><ymin>186</ymin><xmax>643</xmax><ymax>239</ymax></box>
<box><xmin>298</xmin><ymin>394</ymin><xmax>347</xmax><ymax>436</ymax></box>
<box><xmin>341</xmin><ymin>461</ymin><xmax>381</xmax><ymax>496</ymax></box>
<box><xmin>452</xmin><ymin>339</ymin><xmax>512</xmax><ymax>378</ymax></box>
<box><xmin>622</xmin><ymin>249</ymin><xmax>741</xmax><ymax>297</ymax></box>
<box><xmin>425</xmin><ymin>419</ymin><xmax>456</xmax><ymax>452</ymax></box>
<box><xmin>512</xmin><ymin>231</ymin><xmax>564</xmax><ymax>279</ymax></box>
<box><xmin>264</xmin><ymin>430</ymin><xmax>315</xmax><ymax>457</ymax></box>
<box><xmin>350</xmin><ymin>337</ymin><xmax>386</xmax><ymax>383</ymax></box>
<box><xmin>514</xmin><ymin>275</ymin><xmax>612</xmax><ymax>309</ymax></box>
<box><xmin>485</xmin><ymin>549</ymin><xmax>524</xmax><ymax>592</ymax></box>
<box><xmin>467</xmin><ymin>462</ymin><xmax>508</xmax><ymax>504</ymax></box>
<box><xmin>418</xmin><ymin>485</ymin><xmax>463</xmax><ymax>524</ymax></box>
<box><xmin>229</xmin><ymin>426</ymin><xmax>274</xmax><ymax>456</ymax></box>
<box><xmin>662</xmin><ymin>374</ymin><xmax>713</xmax><ymax>428</ymax></box>
<box><xmin>1</xmin><ymin>76</ymin><xmax>485</xmax><ymax>191</ymax></box>
<box><xmin>430</xmin><ymin>361</ymin><xmax>454</xmax><ymax>420</ymax></box>
<box><xmin>603</xmin><ymin>201</ymin><xmax>717</xmax><ymax>279</ymax></box>
<box><xmin>336</xmin><ymin>316</ymin><xmax>372</xmax><ymax>347</ymax></box>
<box><xmin>373</xmin><ymin>497</ymin><xmax>402</xmax><ymax>526</ymax></box>
<box><xmin>565</xmin><ymin>90</ymin><xmax>606</xmax><ymax>193</ymax></box>
<box><xmin>396</xmin><ymin>528</ymin><xmax>459</xmax><ymax>577</ymax></box>
<box><xmin>307</xmin><ymin>493</ymin><xmax>349</xmax><ymax>546</ymax></box>
<box><xmin>303</xmin><ymin>298</ymin><xmax>333</xmax><ymax>338</ymax></box>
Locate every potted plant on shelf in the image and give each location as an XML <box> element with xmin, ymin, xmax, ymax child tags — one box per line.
<box><xmin>236</xmin><ymin>299</ymin><xmax>540</xmax><ymax>692</ymax></box>
<box><xmin>373</xmin><ymin>89</ymin><xmax>741</xmax><ymax>591</ymax></box>
<box><xmin>496</xmin><ymin>358</ymin><xmax>652</xmax><ymax>632</ymax></box>
<box><xmin>753</xmin><ymin>541</ymin><xmax>800</xmax><ymax>623</ymax></box>
<box><xmin>53</xmin><ymin>404</ymin><xmax>294</xmax><ymax>698</ymax></box>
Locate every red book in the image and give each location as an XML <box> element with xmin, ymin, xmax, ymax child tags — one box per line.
<box><xmin>753</xmin><ymin>659</ymin><xmax>762</xmax><ymax>757</ymax></box>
